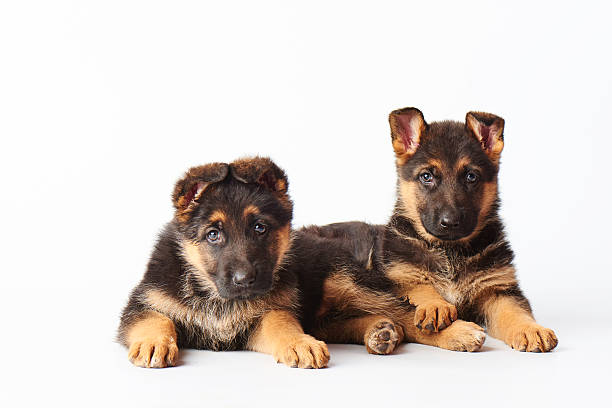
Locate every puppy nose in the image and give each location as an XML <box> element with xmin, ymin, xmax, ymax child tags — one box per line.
<box><xmin>232</xmin><ymin>269</ymin><xmax>256</xmax><ymax>286</ymax></box>
<box><xmin>440</xmin><ymin>213</ymin><xmax>460</xmax><ymax>229</ymax></box>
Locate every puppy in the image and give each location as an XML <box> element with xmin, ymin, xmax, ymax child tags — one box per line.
<box><xmin>118</xmin><ymin>157</ymin><xmax>329</xmax><ymax>368</ymax></box>
<box><xmin>381</xmin><ymin>107</ymin><xmax>558</xmax><ymax>352</ymax></box>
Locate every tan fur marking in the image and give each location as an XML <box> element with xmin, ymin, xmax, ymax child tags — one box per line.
<box><xmin>276</xmin><ymin>178</ymin><xmax>287</xmax><ymax>192</ymax></box>
<box><xmin>243</xmin><ymin>205</ymin><xmax>260</xmax><ymax>218</ymax></box>
<box><xmin>126</xmin><ymin>311</ymin><xmax>179</xmax><ymax>368</ymax></box>
<box><xmin>180</xmin><ymin>239</ymin><xmax>217</xmax><ymax>293</ymax></box>
<box><xmin>248</xmin><ymin>310</ymin><xmax>330</xmax><ymax>368</ymax></box>
<box><xmin>394</xmin><ymin>142</ymin><xmax>410</xmax><ymax>166</ymax></box>
<box><xmin>145</xmin><ymin>289</ymin><xmax>205</xmax><ymax>329</ymax></box>
<box><xmin>427</xmin><ymin>159</ymin><xmax>443</xmax><ymax>170</ymax></box>
<box><xmin>480</xmin><ymin>295</ymin><xmax>558</xmax><ymax>352</ymax></box>
<box><xmin>386</xmin><ymin>261</ymin><xmax>434</xmax><ymax>289</ymax></box>
<box><xmin>454</xmin><ymin>156</ymin><xmax>473</xmax><ymax>172</ymax></box>
<box><xmin>277</xmin><ymin>224</ymin><xmax>291</xmax><ymax>257</ymax></box>
<box><xmin>319</xmin><ymin>271</ymin><xmax>403</xmax><ymax>317</ymax></box>
<box><xmin>404</xmin><ymin>284</ymin><xmax>446</xmax><ymax>305</ymax></box>
<box><xmin>209</xmin><ymin>210</ymin><xmax>227</xmax><ymax>224</ymax></box>
<box><xmin>460</xmin><ymin>265</ymin><xmax>518</xmax><ymax>300</ymax></box>
<box><xmin>398</xmin><ymin>179</ymin><xmax>441</xmax><ymax>242</ymax></box>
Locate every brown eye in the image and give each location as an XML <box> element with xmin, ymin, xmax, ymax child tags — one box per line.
<box><xmin>419</xmin><ymin>172</ymin><xmax>433</xmax><ymax>184</ymax></box>
<box><xmin>254</xmin><ymin>223</ymin><xmax>267</xmax><ymax>235</ymax></box>
<box><xmin>206</xmin><ymin>229</ymin><xmax>220</xmax><ymax>242</ymax></box>
<box><xmin>466</xmin><ymin>171</ymin><xmax>478</xmax><ymax>183</ymax></box>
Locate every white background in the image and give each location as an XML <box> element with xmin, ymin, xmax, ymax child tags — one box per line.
<box><xmin>1</xmin><ymin>1</ymin><xmax>610</xmax><ymax>407</ymax></box>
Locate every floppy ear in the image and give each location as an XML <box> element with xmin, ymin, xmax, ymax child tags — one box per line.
<box><xmin>172</xmin><ymin>162</ymin><xmax>229</xmax><ymax>221</ymax></box>
<box><xmin>389</xmin><ymin>107</ymin><xmax>427</xmax><ymax>163</ymax></box>
<box><xmin>230</xmin><ymin>156</ymin><xmax>289</xmax><ymax>197</ymax></box>
<box><xmin>466</xmin><ymin>111</ymin><xmax>505</xmax><ymax>161</ymax></box>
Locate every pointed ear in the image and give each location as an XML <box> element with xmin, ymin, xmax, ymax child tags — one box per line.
<box><xmin>389</xmin><ymin>107</ymin><xmax>427</xmax><ymax>163</ymax></box>
<box><xmin>230</xmin><ymin>156</ymin><xmax>289</xmax><ymax>197</ymax></box>
<box><xmin>172</xmin><ymin>162</ymin><xmax>229</xmax><ymax>221</ymax></box>
<box><xmin>466</xmin><ymin>111</ymin><xmax>505</xmax><ymax>161</ymax></box>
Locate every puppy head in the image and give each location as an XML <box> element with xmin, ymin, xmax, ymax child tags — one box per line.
<box><xmin>172</xmin><ymin>157</ymin><xmax>293</xmax><ymax>300</ymax></box>
<box><xmin>389</xmin><ymin>108</ymin><xmax>504</xmax><ymax>243</ymax></box>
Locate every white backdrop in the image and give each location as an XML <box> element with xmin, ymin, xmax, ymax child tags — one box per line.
<box><xmin>1</xmin><ymin>1</ymin><xmax>610</xmax><ymax>407</ymax></box>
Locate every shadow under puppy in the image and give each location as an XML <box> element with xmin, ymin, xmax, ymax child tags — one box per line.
<box><xmin>118</xmin><ymin>157</ymin><xmax>329</xmax><ymax>368</ymax></box>
<box><xmin>381</xmin><ymin>107</ymin><xmax>558</xmax><ymax>352</ymax></box>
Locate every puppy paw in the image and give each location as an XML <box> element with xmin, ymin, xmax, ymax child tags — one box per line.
<box><xmin>505</xmin><ymin>323</ymin><xmax>558</xmax><ymax>352</ymax></box>
<box><xmin>414</xmin><ymin>301</ymin><xmax>458</xmax><ymax>332</ymax></box>
<box><xmin>439</xmin><ymin>320</ymin><xmax>486</xmax><ymax>352</ymax></box>
<box><xmin>274</xmin><ymin>335</ymin><xmax>330</xmax><ymax>369</ymax></box>
<box><xmin>365</xmin><ymin>320</ymin><xmax>402</xmax><ymax>355</ymax></box>
<box><xmin>128</xmin><ymin>336</ymin><xmax>178</xmax><ymax>368</ymax></box>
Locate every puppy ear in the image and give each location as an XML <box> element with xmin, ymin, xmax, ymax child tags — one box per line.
<box><xmin>466</xmin><ymin>111</ymin><xmax>505</xmax><ymax>161</ymax></box>
<box><xmin>389</xmin><ymin>107</ymin><xmax>427</xmax><ymax>162</ymax></box>
<box><xmin>172</xmin><ymin>162</ymin><xmax>229</xmax><ymax>221</ymax></box>
<box><xmin>230</xmin><ymin>156</ymin><xmax>289</xmax><ymax>196</ymax></box>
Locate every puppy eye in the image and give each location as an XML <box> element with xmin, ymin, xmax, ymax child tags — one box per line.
<box><xmin>206</xmin><ymin>229</ymin><xmax>220</xmax><ymax>242</ymax></box>
<box><xmin>466</xmin><ymin>171</ymin><xmax>479</xmax><ymax>183</ymax></box>
<box><xmin>254</xmin><ymin>223</ymin><xmax>267</xmax><ymax>234</ymax></box>
<box><xmin>419</xmin><ymin>172</ymin><xmax>433</xmax><ymax>184</ymax></box>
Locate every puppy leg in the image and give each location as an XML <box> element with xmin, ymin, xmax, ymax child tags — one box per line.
<box><xmin>247</xmin><ymin>310</ymin><xmax>330</xmax><ymax>368</ymax></box>
<box><xmin>402</xmin><ymin>284</ymin><xmax>457</xmax><ymax>332</ymax></box>
<box><xmin>315</xmin><ymin>315</ymin><xmax>404</xmax><ymax>355</ymax></box>
<box><xmin>399</xmin><ymin>314</ymin><xmax>486</xmax><ymax>352</ymax></box>
<box><xmin>125</xmin><ymin>311</ymin><xmax>179</xmax><ymax>368</ymax></box>
<box><xmin>480</xmin><ymin>295</ymin><xmax>558</xmax><ymax>352</ymax></box>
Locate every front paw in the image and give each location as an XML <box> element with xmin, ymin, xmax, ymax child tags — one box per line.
<box><xmin>440</xmin><ymin>320</ymin><xmax>486</xmax><ymax>352</ymax></box>
<box><xmin>505</xmin><ymin>323</ymin><xmax>558</xmax><ymax>352</ymax></box>
<box><xmin>274</xmin><ymin>335</ymin><xmax>330</xmax><ymax>369</ymax></box>
<box><xmin>414</xmin><ymin>301</ymin><xmax>458</xmax><ymax>332</ymax></box>
<box><xmin>128</xmin><ymin>336</ymin><xmax>178</xmax><ymax>368</ymax></box>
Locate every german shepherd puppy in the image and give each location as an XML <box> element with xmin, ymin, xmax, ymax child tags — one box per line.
<box><xmin>381</xmin><ymin>107</ymin><xmax>558</xmax><ymax>352</ymax></box>
<box><xmin>118</xmin><ymin>157</ymin><xmax>329</xmax><ymax>368</ymax></box>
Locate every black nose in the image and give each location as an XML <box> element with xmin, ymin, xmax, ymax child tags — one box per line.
<box><xmin>440</xmin><ymin>213</ymin><xmax>460</xmax><ymax>229</ymax></box>
<box><xmin>232</xmin><ymin>269</ymin><xmax>256</xmax><ymax>287</ymax></box>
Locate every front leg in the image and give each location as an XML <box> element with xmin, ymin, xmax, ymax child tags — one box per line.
<box><xmin>481</xmin><ymin>295</ymin><xmax>558</xmax><ymax>352</ymax></box>
<box><xmin>403</xmin><ymin>284</ymin><xmax>457</xmax><ymax>332</ymax></box>
<box><xmin>386</xmin><ymin>262</ymin><xmax>456</xmax><ymax>332</ymax></box>
<box><xmin>122</xmin><ymin>310</ymin><xmax>179</xmax><ymax>368</ymax></box>
<box><xmin>247</xmin><ymin>310</ymin><xmax>330</xmax><ymax>368</ymax></box>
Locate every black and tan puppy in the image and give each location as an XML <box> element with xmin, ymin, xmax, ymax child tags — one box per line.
<box><xmin>118</xmin><ymin>157</ymin><xmax>329</xmax><ymax>368</ymax></box>
<box><xmin>382</xmin><ymin>107</ymin><xmax>558</xmax><ymax>352</ymax></box>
